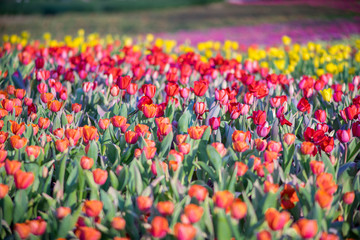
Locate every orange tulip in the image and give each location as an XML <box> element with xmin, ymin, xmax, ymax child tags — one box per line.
<box><xmin>142</xmin><ymin>104</ymin><xmax>157</xmax><ymax>118</ymax></box>
<box><xmin>111</xmin><ymin>116</ymin><xmax>127</xmax><ymax>128</ymax></box>
<box><xmin>188</xmin><ymin>184</ymin><xmax>208</xmax><ymax>202</ymax></box>
<box><xmin>300</xmin><ymin>141</ymin><xmax>317</xmax><ymax>156</ymax></box>
<box><xmin>10</xmin><ymin>121</ymin><xmax>26</xmax><ymax>135</ymax></box>
<box><xmin>72</xmin><ymin>103</ymin><xmax>82</xmax><ymax>113</ymax></box>
<box><xmin>0</xmin><ymin>149</ymin><xmax>7</xmax><ymax>163</ymax></box>
<box><xmin>38</xmin><ymin>117</ymin><xmax>50</xmax><ymax>129</ymax></box>
<box><xmin>316</xmin><ymin>173</ymin><xmax>338</xmax><ymax>195</ymax></box>
<box><xmin>0</xmin><ymin>183</ymin><xmax>9</xmax><ymax>198</ymax></box>
<box><xmin>77</xmin><ymin>226</ymin><xmax>101</xmax><ymax>240</ymax></box>
<box><xmin>134</xmin><ymin>124</ymin><xmax>150</xmax><ymax>136</ymax></box>
<box><xmin>125</xmin><ymin>130</ymin><xmax>139</xmax><ymax>144</ymax></box>
<box><xmin>53</xmin><ymin>128</ymin><xmax>64</xmax><ymax>139</ymax></box>
<box><xmin>315</xmin><ymin>189</ymin><xmax>333</xmax><ymax>208</ymax></box>
<box><xmin>28</xmin><ymin>218</ymin><xmax>47</xmax><ymax>236</ymax></box>
<box><xmin>213</xmin><ymin>190</ymin><xmax>234</xmax><ymax>209</ymax></box>
<box><xmin>211</xmin><ymin>142</ymin><xmax>227</xmax><ymax>157</ymax></box>
<box><xmin>99</xmin><ymin>118</ymin><xmax>110</xmax><ymax>130</ymax></box>
<box><xmin>14</xmin><ymin>223</ymin><xmax>31</xmax><ymax>239</ymax></box>
<box><xmin>257</xmin><ymin>230</ymin><xmax>272</xmax><ymax>240</ymax></box>
<box><xmin>5</xmin><ymin>159</ymin><xmax>22</xmax><ymax>175</ymax></box>
<box><xmin>310</xmin><ymin>160</ymin><xmax>325</xmax><ymax>175</ymax></box>
<box><xmin>343</xmin><ymin>191</ymin><xmax>355</xmax><ymax>205</ymax></box>
<box><xmin>111</xmin><ymin>216</ymin><xmax>126</xmax><ymax>230</ymax></box>
<box><xmin>82</xmin><ymin>125</ymin><xmax>99</xmax><ymax>143</ymax></box>
<box><xmin>233</xmin><ymin>141</ymin><xmax>249</xmax><ymax>152</ymax></box>
<box><xmin>143</xmin><ymin>146</ymin><xmax>156</xmax><ymax>159</ymax></box>
<box><xmin>149</xmin><ymin>216</ymin><xmax>169</xmax><ymax>238</ymax></box>
<box><xmin>0</xmin><ymin>131</ymin><xmax>9</xmax><ymax>144</ymax></box>
<box><xmin>136</xmin><ymin>196</ymin><xmax>153</xmax><ymax>213</ymax></box>
<box><xmin>283</xmin><ymin>133</ymin><xmax>296</xmax><ymax>145</ymax></box>
<box><xmin>188</xmin><ymin>126</ymin><xmax>205</xmax><ymax>140</ymax></box>
<box><xmin>175</xmin><ymin>134</ymin><xmax>188</xmax><ymax>145</ymax></box>
<box><xmin>320</xmin><ymin>232</ymin><xmax>339</xmax><ymax>240</ymax></box>
<box><xmin>83</xmin><ymin>200</ymin><xmax>103</xmax><ymax>217</ymax></box>
<box><xmin>231</xmin><ymin>199</ymin><xmax>247</xmax><ymax>220</ymax></box>
<box><xmin>292</xmin><ymin>219</ymin><xmax>318</xmax><ymax>239</ymax></box>
<box><xmin>65</xmin><ymin>128</ymin><xmax>82</xmax><ymax>146</ymax></box>
<box><xmin>55</xmin><ymin>138</ymin><xmax>70</xmax><ymax>152</ymax></box>
<box><xmin>174</xmin><ymin>223</ymin><xmax>197</xmax><ymax>240</ymax></box>
<box><xmin>10</xmin><ymin>135</ymin><xmax>27</xmax><ymax>149</ymax></box>
<box><xmin>184</xmin><ymin>204</ymin><xmax>203</xmax><ymax>223</ymax></box>
<box><xmin>93</xmin><ymin>168</ymin><xmax>108</xmax><ymax>185</ymax></box>
<box><xmin>40</xmin><ymin>93</ymin><xmax>54</xmax><ymax>103</ymax></box>
<box><xmin>265</xmin><ymin>208</ymin><xmax>290</xmax><ymax>231</ymax></box>
<box><xmin>80</xmin><ymin>156</ymin><xmax>94</xmax><ymax>170</ymax></box>
<box><xmin>235</xmin><ymin>161</ymin><xmax>248</xmax><ymax>176</ymax></box>
<box><xmin>56</xmin><ymin>206</ymin><xmax>71</xmax><ymax>219</ymax></box>
<box><xmin>25</xmin><ymin>145</ymin><xmax>43</xmax><ymax>159</ymax></box>
<box><xmin>48</xmin><ymin>100</ymin><xmax>63</xmax><ymax>112</ymax></box>
<box><xmin>14</xmin><ymin>170</ymin><xmax>34</xmax><ymax>189</ymax></box>
<box><xmin>157</xmin><ymin>201</ymin><xmax>175</xmax><ymax>216</ymax></box>
<box><xmin>232</xmin><ymin>130</ymin><xmax>251</xmax><ymax>142</ymax></box>
<box><xmin>178</xmin><ymin>143</ymin><xmax>191</xmax><ymax>155</ymax></box>
<box><xmin>264</xmin><ymin>181</ymin><xmax>279</xmax><ymax>193</ymax></box>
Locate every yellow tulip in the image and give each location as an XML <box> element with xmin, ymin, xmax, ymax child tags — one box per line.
<box><xmin>320</xmin><ymin>88</ymin><xmax>333</xmax><ymax>102</ymax></box>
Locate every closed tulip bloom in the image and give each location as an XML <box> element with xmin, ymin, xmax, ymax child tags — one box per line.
<box><xmin>211</xmin><ymin>142</ymin><xmax>227</xmax><ymax>157</ymax></box>
<box><xmin>143</xmin><ymin>146</ymin><xmax>157</xmax><ymax>159</ymax></box>
<box><xmin>283</xmin><ymin>133</ymin><xmax>296</xmax><ymax>145</ymax></box>
<box><xmin>231</xmin><ymin>199</ymin><xmax>247</xmax><ymax>220</ymax></box>
<box><xmin>233</xmin><ymin>141</ymin><xmax>249</xmax><ymax>152</ymax></box>
<box><xmin>352</xmin><ymin>121</ymin><xmax>360</xmax><ymax>137</ymax></box>
<box><xmin>314</xmin><ymin>109</ymin><xmax>327</xmax><ymax>123</ymax></box>
<box><xmin>257</xmin><ymin>230</ymin><xmax>272</xmax><ymax>240</ymax></box>
<box><xmin>111</xmin><ymin>216</ymin><xmax>126</xmax><ymax>230</ymax></box>
<box><xmin>184</xmin><ymin>204</ymin><xmax>203</xmax><ymax>223</ymax></box>
<box><xmin>111</xmin><ymin>116</ymin><xmax>127</xmax><ymax>128</ymax></box>
<box><xmin>99</xmin><ymin>118</ymin><xmax>110</xmax><ymax>130</ymax></box>
<box><xmin>48</xmin><ymin>100</ymin><xmax>63</xmax><ymax>112</ymax></box>
<box><xmin>82</xmin><ymin>125</ymin><xmax>99</xmax><ymax>143</ymax></box>
<box><xmin>14</xmin><ymin>170</ymin><xmax>34</xmax><ymax>189</ymax></box>
<box><xmin>310</xmin><ymin>160</ymin><xmax>324</xmax><ymax>175</ymax></box>
<box><xmin>336</xmin><ymin>129</ymin><xmax>351</xmax><ymax>143</ymax></box>
<box><xmin>157</xmin><ymin>201</ymin><xmax>175</xmax><ymax>216</ymax></box>
<box><xmin>194</xmin><ymin>102</ymin><xmax>206</xmax><ymax>116</ymax></box>
<box><xmin>292</xmin><ymin>219</ymin><xmax>318</xmax><ymax>239</ymax></box>
<box><xmin>25</xmin><ymin>145</ymin><xmax>42</xmax><ymax>159</ymax></box>
<box><xmin>264</xmin><ymin>181</ymin><xmax>279</xmax><ymax>193</ymax></box>
<box><xmin>300</xmin><ymin>141</ymin><xmax>317</xmax><ymax>156</ymax></box>
<box><xmin>78</xmin><ymin>226</ymin><xmax>101</xmax><ymax>240</ymax></box>
<box><xmin>142</xmin><ymin>104</ymin><xmax>157</xmax><ymax>118</ymax></box>
<box><xmin>316</xmin><ymin>173</ymin><xmax>338</xmax><ymax>195</ymax></box>
<box><xmin>320</xmin><ymin>232</ymin><xmax>339</xmax><ymax>240</ymax></box>
<box><xmin>56</xmin><ymin>206</ymin><xmax>71</xmax><ymax>219</ymax></box>
<box><xmin>10</xmin><ymin>121</ymin><xmax>26</xmax><ymax>135</ymax></box>
<box><xmin>209</xmin><ymin>117</ymin><xmax>221</xmax><ymax>130</ymax></box>
<box><xmin>127</xmin><ymin>83</ymin><xmax>138</xmax><ymax>95</ymax></box>
<box><xmin>264</xmin><ymin>151</ymin><xmax>278</xmax><ymax>163</ymax></box>
<box><xmin>265</xmin><ymin>208</ymin><xmax>290</xmax><ymax>231</ymax></box>
<box><xmin>191</xmin><ymin>80</ymin><xmax>208</xmax><ymax>97</ymax></box>
<box><xmin>142</xmin><ymin>84</ymin><xmax>156</xmax><ymax>98</ymax></box>
<box><xmin>0</xmin><ymin>184</ymin><xmax>9</xmax><ymax>198</ymax></box>
<box><xmin>117</xmin><ymin>75</ymin><xmax>131</xmax><ymax>90</ymax></box>
<box><xmin>55</xmin><ymin>138</ymin><xmax>69</xmax><ymax>152</ymax></box>
<box><xmin>10</xmin><ymin>135</ymin><xmax>27</xmax><ymax>149</ymax></box>
<box><xmin>188</xmin><ymin>185</ymin><xmax>208</xmax><ymax>202</ymax></box>
<box><xmin>83</xmin><ymin>200</ymin><xmax>103</xmax><ymax>217</ymax></box>
<box><xmin>150</xmin><ymin>216</ymin><xmax>169</xmax><ymax>238</ymax></box>
<box><xmin>93</xmin><ymin>168</ymin><xmax>108</xmax><ymax>185</ymax></box>
<box><xmin>343</xmin><ymin>191</ymin><xmax>355</xmax><ymax>204</ymax></box>
<box><xmin>177</xmin><ymin>143</ymin><xmax>190</xmax><ymax>155</ymax></box>
<box><xmin>5</xmin><ymin>159</ymin><xmax>22</xmax><ymax>175</ymax></box>
<box><xmin>188</xmin><ymin>126</ymin><xmax>205</xmax><ymax>140</ymax></box>
<box><xmin>14</xmin><ymin>223</ymin><xmax>31</xmax><ymax>239</ymax></box>
<box><xmin>38</xmin><ymin>117</ymin><xmax>50</xmax><ymax>129</ymax></box>
<box><xmin>255</xmin><ymin>138</ymin><xmax>267</xmax><ymax>151</ymax></box>
<box><xmin>125</xmin><ymin>130</ymin><xmax>139</xmax><ymax>144</ymax></box>
<box><xmin>248</xmin><ymin>110</ymin><xmax>267</xmax><ymax>125</ymax></box>
<box><xmin>137</xmin><ymin>196</ymin><xmax>153</xmax><ymax>213</ymax></box>
<box><xmin>28</xmin><ymin>218</ymin><xmax>47</xmax><ymax>236</ymax></box>
<box><xmin>72</xmin><ymin>103</ymin><xmax>82</xmax><ymax>113</ymax></box>
<box><xmin>174</xmin><ymin>223</ymin><xmax>197</xmax><ymax>240</ymax></box>
<box><xmin>232</xmin><ymin>130</ymin><xmax>251</xmax><ymax>142</ymax></box>
<box><xmin>235</xmin><ymin>162</ymin><xmax>248</xmax><ymax>176</ymax></box>
<box><xmin>315</xmin><ymin>189</ymin><xmax>333</xmax><ymax>208</ymax></box>
<box><xmin>176</xmin><ymin>134</ymin><xmax>188</xmax><ymax>145</ymax></box>
<box><xmin>213</xmin><ymin>190</ymin><xmax>234</xmax><ymax>209</ymax></box>
<box><xmin>344</xmin><ymin>105</ymin><xmax>358</xmax><ymax>120</ymax></box>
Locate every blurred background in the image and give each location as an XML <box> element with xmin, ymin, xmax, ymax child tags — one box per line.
<box><xmin>0</xmin><ymin>0</ymin><xmax>359</xmax><ymax>45</ymax></box>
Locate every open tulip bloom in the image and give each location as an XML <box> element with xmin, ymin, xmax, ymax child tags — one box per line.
<box><xmin>0</xmin><ymin>32</ymin><xmax>359</xmax><ymax>240</ymax></box>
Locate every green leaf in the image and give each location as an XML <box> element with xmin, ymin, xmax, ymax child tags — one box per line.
<box><xmin>347</xmin><ymin>139</ymin><xmax>360</xmax><ymax>163</ymax></box>
<box><xmin>206</xmin><ymin>145</ymin><xmax>222</xmax><ymax>175</ymax></box>
<box><xmin>13</xmin><ymin>190</ymin><xmax>28</xmax><ymax>223</ymax></box>
<box><xmin>158</xmin><ymin>131</ymin><xmax>173</xmax><ymax>158</ymax></box>
<box><xmin>2</xmin><ymin>195</ymin><xmax>14</xmax><ymax>225</ymax></box>
<box><xmin>177</xmin><ymin>110</ymin><xmax>190</xmax><ymax>133</ymax></box>
<box><xmin>87</xmin><ymin>141</ymin><xmax>99</xmax><ymax>163</ymax></box>
<box><xmin>216</xmin><ymin>210</ymin><xmax>232</xmax><ymax>240</ymax></box>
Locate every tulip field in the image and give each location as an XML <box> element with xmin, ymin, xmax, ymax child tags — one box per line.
<box><xmin>0</xmin><ymin>32</ymin><xmax>360</xmax><ymax>240</ymax></box>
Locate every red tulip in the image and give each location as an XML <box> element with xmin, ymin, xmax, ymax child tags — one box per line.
<box><xmin>111</xmin><ymin>216</ymin><xmax>126</xmax><ymax>230</ymax></box>
<box><xmin>265</xmin><ymin>208</ymin><xmax>290</xmax><ymax>231</ymax></box>
<box><xmin>14</xmin><ymin>170</ymin><xmax>34</xmax><ymax>189</ymax></box>
<box><xmin>150</xmin><ymin>216</ymin><xmax>169</xmax><ymax>238</ymax></box>
<box><xmin>174</xmin><ymin>223</ymin><xmax>197</xmax><ymax>240</ymax></box>
<box><xmin>93</xmin><ymin>168</ymin><xmax>108</xmax><ymax>185</ymax></box>
<box><xmin>292</xmin><ymin>219</ymin><xmax>318</xmax><ymax>239</ymax></box>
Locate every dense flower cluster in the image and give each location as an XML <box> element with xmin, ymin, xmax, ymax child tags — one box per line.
<box><xmin>0</xmin><ymin>32</ymin><xmax>359</xmax><ymax>239</ymax></box>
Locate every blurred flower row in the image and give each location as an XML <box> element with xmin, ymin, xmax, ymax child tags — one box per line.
<box><xmin>0</xmin><ymin>32</ymin><xmax>359</xmax><ymax>240</ymax></box>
